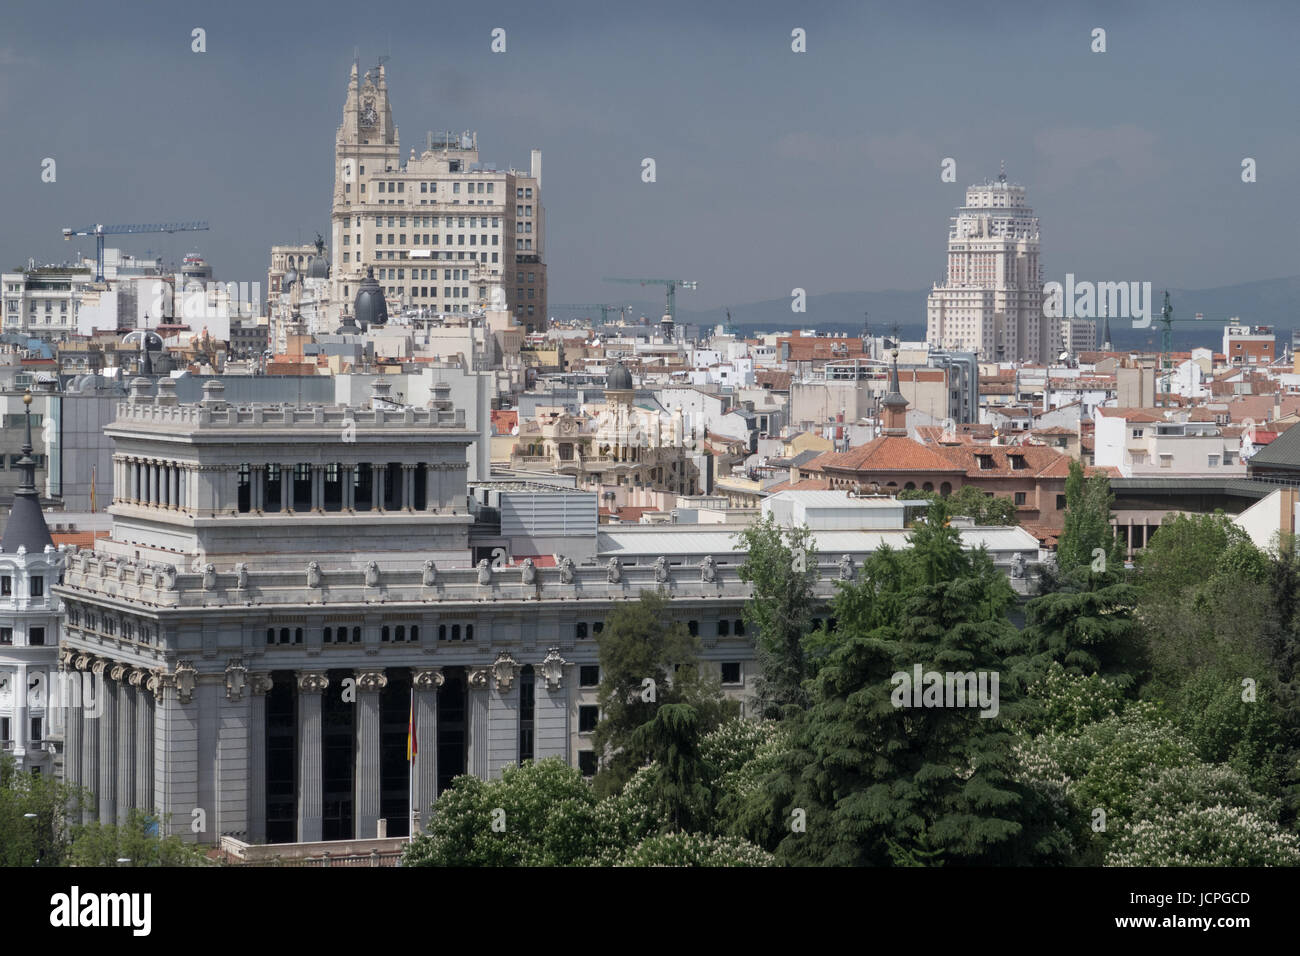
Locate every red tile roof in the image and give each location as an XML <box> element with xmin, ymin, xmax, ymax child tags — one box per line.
<box><xmin>806</xmin><ymin>437</ymin><xmax>966</xmax><ymax>474</ymax></box>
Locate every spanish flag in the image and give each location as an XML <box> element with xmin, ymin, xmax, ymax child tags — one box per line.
<box><xmin>407</xmin><ymin>690</ymin><xmax>417</xmax><ymax>760</ymax></box>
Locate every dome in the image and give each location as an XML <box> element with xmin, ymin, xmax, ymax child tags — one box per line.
<box><xmin>307</xmin><ymin>255</ymin><xmax>330</xmax><ymax>279</ymax></box>
<box><xmin>606</xmin><ymin>361</ymin><xmax>633</xmax><ymax>391</ymax></box>
<box><xmin>283</xmin><ymin>263</ymin><xmax>299</xmax><ymax>289</ymax></box>
<box><xmin>354</xmin><ymin>267</ymin><xmax>388</xmax><ymax>327</ymax></box>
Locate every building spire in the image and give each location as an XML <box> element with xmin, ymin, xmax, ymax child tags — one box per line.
<box><xmin>1</xmin><ymin>389</ymin><xmax>54</xmax><ymax>553</ymax></box>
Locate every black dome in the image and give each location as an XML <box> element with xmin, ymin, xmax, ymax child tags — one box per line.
<box><xmin>307</xmin><ymin>255</ymin><xmax>330</xmax><ymax>279</ymax></box>
<box><xmin>606</xmin><ymin>361</ymin><xmax>633</xmax><ymax>391</ymax></box>
<box><xmin>354</xmin><ymin>267</ymin><xmax>388</xmax><ymax>327</ymax></box>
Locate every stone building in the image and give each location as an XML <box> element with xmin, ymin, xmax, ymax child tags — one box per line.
<box><xmin>329</xmin><ymin>63</ymin><xmax>547</xmax><ymax>332</ymax></box>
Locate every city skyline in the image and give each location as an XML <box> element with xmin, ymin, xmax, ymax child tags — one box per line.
<box><xmin>0</xmin><ymin>0</ymin><xmax>1297</xmax><ymax>312</ymax></box>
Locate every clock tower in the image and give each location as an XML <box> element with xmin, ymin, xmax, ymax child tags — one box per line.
<box><xmin>332</xmin><ymin>61</ymin><xmax>399</xmax><ymax>311</ymax></box>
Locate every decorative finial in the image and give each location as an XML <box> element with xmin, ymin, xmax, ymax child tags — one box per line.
<box><xmin>998</xmin><ymin>160</ymin><xmax>1007</xmax><ymax>183</ymax></box>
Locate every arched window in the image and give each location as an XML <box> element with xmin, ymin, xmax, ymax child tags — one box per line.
<box><xmin>904</xmin><ymin>482</ymin><xmax>916</xmax><ymax>491</ymax></box>
<box><xmin>294</xmin><ymin>628</ymin><xmax>303</xmax><ymax>644</ymax></box>
<box><xmin>922</xmin><ymin>482</ymin><xmax>934</xmax><ymax>492</ymax></box>
<box><xmin>279</xmin><ymin>628</ymin><xmax>290</xmax><ymax>645</ymax></box>
<box><xmin>940</xmin><ymin>482</ymin><xmax>952</xmax><ymax>497</ymax></box>
<box><xmin>465</xmin><ymin>624</ymin><xmax>475</xmax><ymax>641</ymax></box>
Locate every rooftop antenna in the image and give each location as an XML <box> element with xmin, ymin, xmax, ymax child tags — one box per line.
<box><xmin>998</xmin><ymin>160</ymin><xmax>1007</xmax><ymax>183</ymax></box>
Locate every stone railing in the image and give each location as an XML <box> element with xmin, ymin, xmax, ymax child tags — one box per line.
<box><xmin>57</xmin><ymin>550</ymin><xmax>1042</xmax><ymax>608</ymax></box>
<box><xmin>112</xmin><ymin>402</ymin><xmax>466</xmax><ymax>431</ymax></box>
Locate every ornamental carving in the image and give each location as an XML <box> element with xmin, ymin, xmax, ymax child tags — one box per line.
<box><xmin>306</xmin><ymin>561</ymin><xmax>322</xmax><ymax>589</ymax></box>
<box><xmin>491</xmin><ymin>653</ymin><xmax>519</xmax><ymax>693</ymax></box>
<box><xmin>77</xmin><ymin>552</ymin><xmax>90</xmax><ymax>574</ymax></box>
<box><xmin>356</xmin><ymin>670</ymin><xmax>388</xmax><ymax>693</ymax></box>
<box><xmin>159</xmin><ymin>565</ymin><xmax>177</xmax><ymax>591</ymax></box>
<box><xmin>654</xmin><ymin>555</ymin><xmax>670</xmax><ymax>584</ymax></box>
<box><xmin>365</xmin><ymin>561</ymin><xmax>380</xmax><ymax>587</ymax></box>
<box><xmin>476</xmin><ymin>559</ymin><xmax>492</xmax><ymax>586</ymax></box>
<box><xmin>297</xmin><ymin>671</ymin><xmax>329</xmax><ymax>694</ymax></box>
<box><xmin>538</xmin><ymin>647</ymin><xmax>568</xmax><ymax>691</ymax></box>
<box><xmin>133</xmin><ymin>565</ymin><xmax>144</xmax><ymax>586</ymax></box>
<box><xmin>91</xmin><ymin>659</ymin><xmax>108</xmax><ymax>677</ymax></box>
<box><xmin>128</xmin><ymin>669</ymin><xmax>148</xmax><ymax>688</ymax></box>
<box><xmin>147</xmin><ymin>669</ymin><xmax>164</xmax><ymax>702</ymax></box>
<box><xmin>467</xmin><ymin>668</ymin><xmax>489</xmax><ymax>690</ymax></box>
<box><xmin>109</xmin><ymin>663</ymin><xmax>128</xmax><ymax>682</ymax></box>
<box><xmin>248</xmin><ymin>673</ymin><xmax>274</xmax><ymax>696</ymax></box>
<box><xmin>606</xmin><ymin>557</ymin><xmax>622</xmax><ymax>584</ymax></box>
<box><xmin>225</xmin><ymin>659</ymin><xmax>248</xmax><ymax>701</ymax></box>
<box><xmin>520</xmin><ymin>558</ymin><xmax>536</xmax><ymax>585</ymax></box>
<box><xmin>202</xmin><ymin>563</ymin><xmax>217</xmax><ymax>590</ymax></box>
<box><xmin>75</xmin><ymin>654</ymin><xmax>92</xmax><ymax>672</ymax></box>
<box><xmin>557</xmin><ymin>555</ymin><xmax>576</xmax><ymax>584</ymax></box>
<box><xmin>422</xmin><ymin>560</ymin><xmax>437</xmax><ymax>586</ymax></box>
<box><xmin>700</xmin><ymin>554</ymin><xmax>717</xmax><ymax>584</ymax></box>
<box><xmin>412</xmin><ymin>668</ymin><xmax>445</xmax><ymax>691</ymax></box>
<box><xmin>838</xmin><ymin>553</ymin><xmax>855</xmax><ymax>582</ymax></box>
<box><xmin>235</xmin><ymin>563</ymin><xmax>249</xmax><ymax>590</ymax></box>
<box><xmin>174</xmin><ymin>661</ymin><xmax>198</xmax><ymax>704</ymax></box>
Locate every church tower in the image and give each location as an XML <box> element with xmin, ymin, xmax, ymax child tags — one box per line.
<box><xmin>880</xmin><ymin>349</ymin><xmax>909</xmax><ymax>437</ymax></box>
<box><xmin>332</xmin><ymin>62</ymin><xmax>400</xmax><ymax>310</ymax></box>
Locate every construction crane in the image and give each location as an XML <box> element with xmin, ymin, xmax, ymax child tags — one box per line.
<box><xmin>62</xmin><ymin>221</ymin><xmax>210</xmax><ymax>282</ymax></box>
<box><xmin>603</xmin><ymin>277</ymin><xmax>698</xmax><ymax>324</ymax></box>
<box><xmin>1155</xmin><ymin>291</ymin><xmax>1211</xmax><ymax>400</ymax></box>
<box><xmin>549</xmin><ymin>303</ymin><xmax>627</xmax><ymax>324</ymax></box>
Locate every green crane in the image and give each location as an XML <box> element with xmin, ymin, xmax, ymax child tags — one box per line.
<box><xmin>603</xmin><ymin>277</ymin><xmax>699</xmax><ymax>324</ymax></box>
<box><xmin>1156</xmin><ymin>291</ymin><xmax>1212</xmax><ymax>400</ymax></box>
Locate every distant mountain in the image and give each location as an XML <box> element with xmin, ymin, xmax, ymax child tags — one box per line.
<box><xmin>581</xmin><ymin>276</ymin><xmax>1300</xmax><ymax>353</ymax></box>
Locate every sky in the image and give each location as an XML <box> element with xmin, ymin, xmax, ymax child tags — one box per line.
<box><xmin>1</xmin><ymin>0</ymin><xmax>1297</xmax><ymax>311</ymax></box>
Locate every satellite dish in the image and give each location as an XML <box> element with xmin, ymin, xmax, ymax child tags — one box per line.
<box><xmin>1058</xmin><ymin>351</ymin><xmax>1069</xmax><ymax>362</ymax></box>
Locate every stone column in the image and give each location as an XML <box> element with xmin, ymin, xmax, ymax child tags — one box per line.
<box><xmin>411</xmin><ymin>669</ymin><xmax>441</xmax><ymax>829</ymax></box>
<box><xmin>248</xmin><ymin>674</ymin><xmax>272</xmax><ymax>844</ymax></box>
<box><xmin>402</xmin><ymin>464</ymin><xmax>415</xmax><ymax>510</ymax></box>
<box><xmin>145</xmin><ymin>462</ymin><xmax>155</xmax><ymax>506</ymax></box>
<box><xmin>487</xmin><ymin>654</ymin><xmax>520</xmax><ymax>779</ymax></box>
<box><xmin>533</xmin><ymin>648</ymin><xmax>571</xmax><ymax>762</ymax></box>
<box><xmin>354</xmin><ymin>670</ymin><xmax>387</xmax><ymax>839</ymax></box>
<box><xmin>467</xmin><ymin>668</ymin><xmax>490</xmax><ymax>779</ymax></box>
<box><xmin>343</xmin><ymin>465</ymin><xmax>355</xmax><ymax>510</ymax></box>
<box><xmin>63</xmin><ymin>667</ymin><xmax>83</xmax><ymax>804</ymax></box>
<box><xmin>424</xmin><ymin>466</ymin><xmax>435</xmax><ymax>512</ymax></box>
<box><xmin>282</xmin><ymin>464</ymin><xmax>292</xmax><ymax>513</ymax></box>
<box><xmin>252</xmin><ymin>465</ymin><xmax>264</xmax><ymax>512</ymax></box>
<box><xmin>97</xmin><ymin>663</ymin><xmax>118</xmax><ymax>825</ymax></box>
<box><xmin>169</xmin><ymin>466</ymin><xmax>179</xmax><ymax>510</ymax></box>
<box><xmin>115</xmin><ymin>665</ymin><xmax>134</xmax><ymax>822</ymax></box>
<box><xmin>372</xmin><ymin>464</ymin><xmax>386</xmax><ymax>511</ymax></box>
<box><xmin>80</xmin><ymin>660</ymin><xmax>99</xmax><ymax>825</ymax></box>
<box><xmin>296</xmin><ymin>671</ymin><xmax>328</xmax><ymax>843</ymax></box>
<box><xmin>131</xmin><ymin>670</ymin><xmax>153</xmax><ymax>815</ymax></box>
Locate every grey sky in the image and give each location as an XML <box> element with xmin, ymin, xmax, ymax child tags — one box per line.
<box><xmin>1</xmin><ymin>0</ymin><xmax>1296</xmax><ymax>311</ymax></box>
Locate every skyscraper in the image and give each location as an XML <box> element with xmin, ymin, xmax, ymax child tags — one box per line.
<box><xmin>926</xmin><ymin>169</ymin><xmax>1052</xmax><ymax>363</ymax></box>
<box><xmin>330</xmin><ymin>63</ymin><xmax>547</xmax><ymax>332</ymax></box>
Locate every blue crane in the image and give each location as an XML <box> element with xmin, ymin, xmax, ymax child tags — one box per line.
<box><xmin>62</xmin><ymin>221</ymin><xmax>210</xmax><ymax>281</ymax></box>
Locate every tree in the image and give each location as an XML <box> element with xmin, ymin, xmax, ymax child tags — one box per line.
<box><xmin>590</xmin><ymin>591</ymin><xmax>732</xmax><ymax>797</ymax></box>
<box><xmin>1054</xmin><ymin>460</ymin><xmax>1123</xmax><ymax>577</ymax></box>
<box><xmin>628</xmin><ymin>703</ymin><xmax>713</xmax><ymax>832</ymax></box>
<box><xmin>734</xmin><ymin>513</ymin><xmax>819</xmax><ymax>716</ymax></box>
<box><xmin>68</xmin><ymin>810</ymin><xmax>207</xmax><ymax>867</ymax></box>
<box><xmin>0</xmin><ymin>754</ymin><xmax>85</xmax><ymax>866</ymax></box>
<box><xmin>767</xmin><ymin>501</ymin><xmax>1040</xmax><ymax>866</ymax></box>
<box><xmin>899</xmin><ymin>486</ymin><xmax>1018</xmax><ymax>526</ymax></box>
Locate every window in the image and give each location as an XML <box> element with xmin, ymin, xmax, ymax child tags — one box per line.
<box><xmin>30</xmin><ymin>717</ymin><xmax>41</xmax><ymax>743</ymax></box>
<box><xmin>1208</xmin><ymin>455</ymin><xmax>1220</xmax><ymax>468</ymax></box>
<box><xmin>579</xmin><ymin>665</ymin><xmax>600</xmax><ymax>687</ymax></box>
<box><xmin>1131</xmin><ymin>428</ymin><xmax>1144</xmax><ymax>438</ymax></box>
<box><xmin>718</xmin><ymin>619</ymin><xmax>730</xmax><ymax>636</ymax></box>
<box><xmin>577</xmin><ymin>751</ymin><xmax>597</xmax><ymax>777</ymax></box>
<box><xmin>1159</xmin><ymin>455</ymin><xmax>1172</xmax><ymax>469</ymax></box>
<box><xmin>1056</xmin><ymin>494</ymin><xmax>1067</xmax><ymax>510</ymax></box>
<box><xmin>575</xmin><ymin>622</ymin><xmax>588</xmax><ymax>639</ymax></box>
<box><xmin>0</xmin><ymin>718</ymin><xmax>7</xmax><ymax>741</ymax></box>
<box><xmin>578</xmin><ymin>706</ymin><xmax>599</xmax><ymax>733</ymax></box>
<box><xmin>1014</xmin><ymin>492</ymin><xmax>1026</xmax><ymax>506</ymax></box>
<box><xmin>721</xmin><ymin>662</ymin><xmax>741</xmax><ymax>685</ymax></box>
<box><xmin>29</xmin><ymin>627</ymin><xmax>44</xmax><ymax>646</ymax></box>
<box><xmin>0</xmin><ymin>576</ymin><xmax>10</xmax><ymax>596</ymax></box>
<box><xmin>0</xmin><ymin>628</ymin><xmax>11</xmax><ymax>644</ymax></box>
<box><xmin>687</xmin><ymin>620</ymin><xmax>699</xmax><ymax>637</ymax></box>
<box><xmin>29</xmin><ymin>577</ymin><xmax>42</xmax><ymax>598</ymax></box>
<box><xmin>1224</xmin><ymin>452</ymin><xmax>1236</xmax><ymax>466</ymax></box>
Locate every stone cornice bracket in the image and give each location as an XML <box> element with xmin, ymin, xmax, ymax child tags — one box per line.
<box><xmin>248</xmin><ymin>673</ymin><xmax>274</xmax><ymax>697</ymax></box>
<box><xmin>174</xmin><ymin>661</ymin><xmax>198</xmax><ymax>704</ymax></box>
<box><xmin>297</xmin><ymin>671</ymin><xmax>330</xmax><ymax>694</ymax></box>
<box><xmin>225</xmin><ymin>658</ymin><xmax>249</xmax><ymax>701</ymax></box>
<box><xmin>538</xmin><ymin>647</ymin><xmax>568</xmax><ymax>691</ymax></box>
<box><xmin>147</xmin><ymin>668</ymin><xmax>164</xmax><ymax>703</ymax></box>
<box><xmin>356</xmin><ymin>670</ymin><xmax>388</xmax><ymax>693</ymax></box>
<box><xmin>491</xmin><ymin>652</ymin><xmax>520</xmax><ymax>693</ymax></box>
<box><xmin>412</xmin><ymin>668</ymin><xmax>444</xmax><ymax>690</ymax></box>
<box><xmin>466</xmin><ymin>668</ymin><xmax>489</xmax><ymax>690</ymax></box>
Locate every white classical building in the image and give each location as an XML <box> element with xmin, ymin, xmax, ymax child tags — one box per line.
<box><xmin>926</xmin><ymin>170</ymin><xmax>1052</xmax><ymax>364</ymax></box>
<box><xmin>0</xmin><ymin>394</ymin><xmax>65</xmax><ymax>774</ymax></box>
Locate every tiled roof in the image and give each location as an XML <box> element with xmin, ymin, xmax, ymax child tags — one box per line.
<box><xmin>805</xmin><ymin>436</ymin><xmax>966</xmax><ymax>474</ymax></box>
<box><xmin>764</xmin><ymin>477</ymin><xmax>834</xmax><ymax>493</ymax></box>
<box><xmin>1095</xmin><ymin>407</ymin><xmax>1163</xmax><ymax>422</ymax></box>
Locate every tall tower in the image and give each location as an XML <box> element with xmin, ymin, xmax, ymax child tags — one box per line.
<box><xmin>926</xmin><ymin>167</ymin><xmax>1048</xmax><ymax>364</ymax></box>
<box><xmin>331</xmin><ymin>62</ymin><xmax>400</xmax><ymax>310</ymax></box>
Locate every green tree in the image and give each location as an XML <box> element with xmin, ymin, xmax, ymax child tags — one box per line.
<box><xmin>590</xmin><ymin>591</ymin><xmax>732</xmax><ymax>797</ymax></box>
<box><xmin>1054</xmin><ymin>459</ymin><xmax>1123</xmax><ymax>577</ymax></box>
<box><xmin>899</xmin><ymin>486</ymin><xmax>1018</xmax><ymax>526</ymax></box>
<box><xmin>734</xmin><ymin>513</ymin><xmax>819</xmax><ymax>716</ymax></box>
<box><xmin>67</xmin><ymin>810</ymin><xmax>207</xmax><ymax>867</ymax></box>
<box><xmin>628</xmin><ymin>703</ymin><xmax>713</xmax><ymax>832</ymax></box>
<box><xmin>0</xmin><ymin>754</ymin><xmax>86</xmax><ymax>866</ymax></box>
